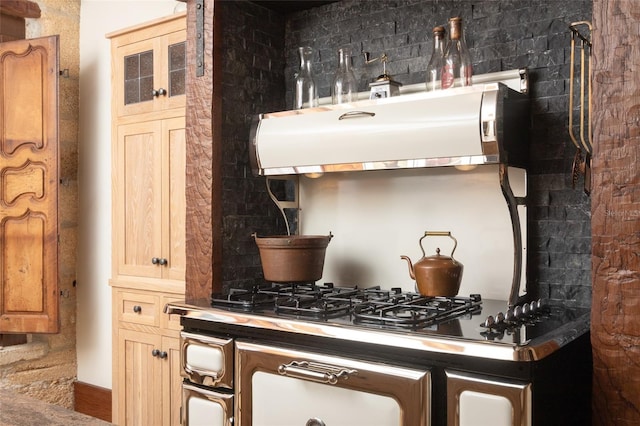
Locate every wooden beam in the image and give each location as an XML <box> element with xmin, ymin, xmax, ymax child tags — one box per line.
<box><xmin>185</xmin><ymin>0</ymin><xmax>220</xmax><ymax>300</ymax></box>
<box><xmin>0</xmin><ymin>1</ymin><xmax>41</xmax><ymax>19</ymax></box>
<box><xmin>591</xmin><ymin>1</ymin><xmax>640</xmax><ymax>425</ymax></box>
<box><xmin>0</xmin><ymin>12</ymin><xmax>25</xmax><ymax>41</ymax></box>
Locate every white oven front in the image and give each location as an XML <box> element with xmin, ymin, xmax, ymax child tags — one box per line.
<box><xmin>234</xmin><ymin>340</ymin><xmax>431</xmax><ymax>426</ymax></box>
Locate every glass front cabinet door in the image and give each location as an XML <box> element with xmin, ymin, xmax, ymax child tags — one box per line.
<box><xmin>110</xmin><ymin>14</ymin><xmax>186</xmax><ymax>117</ymax></box>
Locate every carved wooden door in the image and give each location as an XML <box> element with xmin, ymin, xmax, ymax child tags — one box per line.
<box><xmin>0</xmin><ymin>35</ymin><xmax>59</xmax><ymax>333</ymax></box>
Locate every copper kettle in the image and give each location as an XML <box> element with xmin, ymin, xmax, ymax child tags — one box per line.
<box><xmin>400</xmin><ymin>231</ymin><xmax>463</xmax><ymax>297</ymax></box>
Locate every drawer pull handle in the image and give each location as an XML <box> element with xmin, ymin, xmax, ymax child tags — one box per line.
<box><xmin>278</xmin><ymin>360</ymin><xmax>356</xmax><ymax>385</ymax></box>
<box><xmin>338</xmin><ymin>111</ymin><xmax>375</xmax><ymax>120</ymax></box>
<box><xmin>133</xmin><ymin>305</ymin><xmax>142</xmax><ymax>313</ymax></box>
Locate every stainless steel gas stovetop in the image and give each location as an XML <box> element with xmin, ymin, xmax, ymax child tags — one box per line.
<box><xmin>168</xmin><ymin>282</ymin><xmax>590</xmax><ymax>362</ymax></box>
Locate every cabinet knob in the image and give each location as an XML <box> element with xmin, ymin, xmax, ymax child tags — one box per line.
<box><xmin>159</xmin><ymin>351</ymin><xmax>168</xmax><ymax>359</ymax></box>
<box><xmin>158</xmin><ymin>258</ymin><xmax>168</xmax><ymax>266</ymax></box>
<box><xmin>133</xmin><ymin>305</ymin><xmax>142</xmax><ymax>313</ymax></box>
<box><xmin>152</xmin><ymin>88</ymin><xmax>167</xmax><ymax>97</ymax></box>
<box><xmin>151</xmin><ymin>349</ymin><xmax>160</xmax><ymax>357</ymax></box>
<box><xmin>151</xmin><ymin>257</ymin><xmax>159</xmax><ymax>265</ymax></box>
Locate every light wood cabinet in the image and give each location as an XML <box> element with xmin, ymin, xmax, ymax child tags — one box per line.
<box><xmin>113</xmin><ymin>116</ymin><xmax>186</xmax><ymax>286</ymax></box>
<box><xmin>108</xmin><ymin>12</ymin><xmax>186</xmax><ymax>426</ymax></box>
<box><xmin>112</xmin><ymin>288</ymin><xmax>184</xmax><ymax>425</ymax></box>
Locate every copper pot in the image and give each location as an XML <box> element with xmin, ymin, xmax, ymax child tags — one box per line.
<box><xmin>253</xmin><ymin>233</ymin><xmax>333</xmax><ymax>283</ymax></box>
<box><xmin>400</xmin><ymin>231</ymin><xmax>463</xmax><ymax>297</ymax></box>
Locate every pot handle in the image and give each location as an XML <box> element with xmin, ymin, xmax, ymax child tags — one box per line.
<box><xmin>419</xmin><ymin>231</ymin><xmax>458</xmax><ymax>261</ymax></box>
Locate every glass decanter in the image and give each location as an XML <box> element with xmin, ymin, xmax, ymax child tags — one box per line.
<box><xmin>331</xmin><ymin>48</ymin><xmax>358</xmax><ymax>104</ymax></box>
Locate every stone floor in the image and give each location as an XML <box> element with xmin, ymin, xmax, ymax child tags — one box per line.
<box><xmin>0</xmin><ymin>390</ymin><xmax>110</xmax><ymax>425</ymax></box>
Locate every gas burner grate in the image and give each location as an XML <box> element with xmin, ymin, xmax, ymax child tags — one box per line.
<box><xmin>353</xmin><ymin>294</ymin><xmax>482</xmax><ymax>329</ymax></box>
<box><xmin>273</xmin><ymin>284</ymin><xmax>386</xmax><ymax>319</ymax></box>
<box><xmin>211</xmin><ymin>283</ymin><xmax>482</xmax><ymax>330</ymax></box>
<box><xmin>210</xmin><ymin>282</ymin><xmax>360</xmax><ymax>311</ymax></box>
<box><xmin>275</xmin><ymin>295</ymin><xmax>355</xmax><ymax>318</ymax></box>
<box><xmin>210</xmin><ymin>283</ymin><xmax>287</xmax><ymax>310</ymax></box>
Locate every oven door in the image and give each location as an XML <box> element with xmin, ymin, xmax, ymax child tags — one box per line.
<box><xmin>446</xmin><ymin>369</ymin><xmax>531</xmax><ymax>426</ymax></box>
<box><xmin>235</xmin><ymin>340</ymin><xmax>431</xmax><ymax>426</ymax></box>
<box><xmin>182</xmin><ymin>382</ymin><xmax>233</xmax><ymax>426</ymax></box>
<box><xmin>181</xmin><ymin>331</ymin><xmax>234</xmax><ymax>389</ymax></box>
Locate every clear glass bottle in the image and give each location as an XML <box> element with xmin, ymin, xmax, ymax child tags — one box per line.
<box><xmin>294</xmin><ymin>46</ymin><xmax>318</xmax><ymax>109</ymax></box>
<box><xmin>331</xmin><ymin>48</ymin><xmax>358</xmax><ymax>104</ymax></box>
<box><xmin>441</xmin><ymin>17</ymin><xmax>473</xmax><ymax>89</ymax></box>
<box><xmin>425</xmin><ymin>26</ymin><xmax>446</xmax><ymax>91</ymax></box>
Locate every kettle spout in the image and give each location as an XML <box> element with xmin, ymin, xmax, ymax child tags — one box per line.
<box><xmin>400</xmin><ymin>255</ymin><xmax>416</xmax><ymax>280</ymax></box>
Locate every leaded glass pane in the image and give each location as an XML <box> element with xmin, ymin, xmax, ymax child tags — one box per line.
<box><xmin>124</xmin><ymin>79</ymin><xmax>139</xmax><ymax>105</ymax></box>
<box><xmin>125</xmin><ymin>55</ymin><xmax>139</xmax><ymax>81</ymax></box>
<box><xmin>123</xmin><ymin>49</ymin><xmax>154</xmax><ymax>105</ymax></box>
<box><xmin>139</xmin><ymin>51</ymin><xmax>154</xmax><ymax>77</ymax></box>
<box><xmin>140</xmin><ymin>76</ymin><xmax>154</xmax><ymax>102</ymax></box>
<box><xmin>168</xmin><ymin>42</ymin><xmax>186</xmax><ymax>97</ymax></box>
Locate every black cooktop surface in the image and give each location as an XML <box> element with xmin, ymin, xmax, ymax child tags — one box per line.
<box><xmin>208</xmin><ymin>282</ymin><xmax>588</xmax><ymax>346</ymax></box>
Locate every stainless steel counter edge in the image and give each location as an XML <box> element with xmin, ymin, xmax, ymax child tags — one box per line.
<box><xmin>165</xmin><ymin>300</ymin><xmax>590</xmax><ymax>362</ymax></box>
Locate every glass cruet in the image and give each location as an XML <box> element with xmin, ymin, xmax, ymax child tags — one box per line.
<box><xmin>426</xmin><ymin>26</ymin><xmax>446</xmax><ymax>91</ymax></box>
<box><xmin>441</xmin><ymin>17</ymin><xmax>473</xmax><ymax>89</ymax></box>
<box><xmin>294</xmin><ymin>46</ymin><xmax>319</xmax><ymax>109</ymax></box>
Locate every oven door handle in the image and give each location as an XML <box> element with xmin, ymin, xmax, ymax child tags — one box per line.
<box><xmin>277</xmin><ymin>360</ymin><xmax>357</xmax><ymax>385</ymax></box>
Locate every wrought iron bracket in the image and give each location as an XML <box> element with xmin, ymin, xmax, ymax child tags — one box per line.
<box><xmin>195</xmin><ymin>0</ymin><xmax>205</xmax><ymax>77</ymax></box>
<box><xmin>499</xmin><ymin>164</ymin><xmax>528</xmax><ymax>307</ymax></box>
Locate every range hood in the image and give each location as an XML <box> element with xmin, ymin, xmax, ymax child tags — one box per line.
<box><xmin>249</xmin><ymin>69</ymin><xmax>530</xmax><ymax>177</ymax></box>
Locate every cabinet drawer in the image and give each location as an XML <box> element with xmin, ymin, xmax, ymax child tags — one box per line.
<box><xmin>117</xmin><ymin>291</ymin><xmax>160</xmax><ymax>326</ymax></box>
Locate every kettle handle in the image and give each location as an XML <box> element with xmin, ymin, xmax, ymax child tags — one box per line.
<box><xmin>419</xmin><ymin>231</ymin><xmax>458</xmax><ymax>261</ymax></box>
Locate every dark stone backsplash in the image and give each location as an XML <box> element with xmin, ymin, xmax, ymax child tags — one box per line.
<box><xmin>220</xmin><ymin>0</ymin><xmax>592</xmax><ymax>307</ymax></box>
<box><xmin>219</xmin><ymin>1</ymin><xmax>287</xmax><ymax>291</ymax></box>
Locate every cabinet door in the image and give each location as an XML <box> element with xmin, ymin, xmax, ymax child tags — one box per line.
<box><xmin>162</xmin><ymin>336</ymin><xmax>182</xmax><ymax>426</ymax></box>
<box><xmin>114</xmin><ymin>28</ymin><xmax>186</xmax><ymax>118</ymax></box>
<box><xmin>162</xmin><ymin>30</ymin><xmax>187</xmax><ymax>111</ymax></box>
<box><xmin>114</xmin><ymin>117</ymin><xmax>185</xmax><ymax>283</ymax></box>
<box><xmin>162</xmin><ymin>116</ymin><xmax>186</xmax><ymax>281</ymax></box>
<box><xmin>118</xmin><ymin>329</ymin><xmax>163</xmax><ymax>426</ymax></box>
<box><xmin>0</xmin><ymin>35</ymin><xmax>59</xmax><ymax>333</ymax></box>
<box><xmin>114</xmin><ymin>121</ymin><xmax>163</xmax><ymax>280</ymax></box>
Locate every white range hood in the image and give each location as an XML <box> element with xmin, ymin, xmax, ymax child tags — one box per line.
<box><xmin>250</xmin><ymin>69</ymin><xmax>529</xmax><ymax>176</ymax></box>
